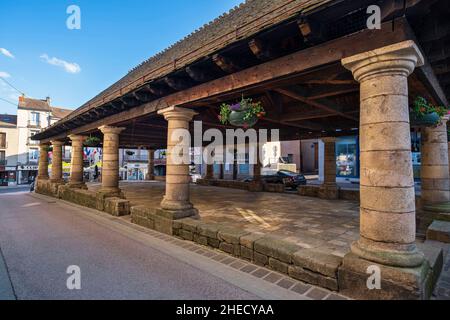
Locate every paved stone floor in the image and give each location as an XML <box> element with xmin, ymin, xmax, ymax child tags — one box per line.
<box><xmin>88</xmin><ymin>181</ymin><xmax>360</xmax><ymax>258</ymax></box>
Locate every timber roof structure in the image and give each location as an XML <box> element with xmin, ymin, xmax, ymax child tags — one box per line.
<box><xmin>33</xmin><ymin>0</ymin><xmax>450</xmax><ymax>148</ymax></box>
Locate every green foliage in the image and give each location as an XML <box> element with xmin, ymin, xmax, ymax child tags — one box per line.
<box><xmin>412</xmin><ymin>96</ymin><xmax>448</xmax><ymax>118</ymax></box>
<box><xmin>84</xmin><ymin>136</ymin><xmax>101</xmax><ymax>147</ymax></box>
<box><xmin>218</xmin><ymin>96</ymin><xmax>265</xmax><ymax>126</ymax></box>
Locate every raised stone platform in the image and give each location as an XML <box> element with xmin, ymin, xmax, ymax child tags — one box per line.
<box><xmin>37</xmin><ymin>181</ymin><xmax>130</xmax><ymax>217</ymax></box>
<box><xmin>427</xmin><ymin>220</ymin><xmax>450</xmax><ymax>243</ymax></box>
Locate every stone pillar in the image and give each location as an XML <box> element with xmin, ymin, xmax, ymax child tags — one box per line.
<box><xmin>157</xmin><ymin>106</ymin><xmax>198</xmax><ymax>218</ymax></box>
<box><xmin>99</xmin><ymin>126</ymin><xmax>125</xmax><ymax>195</ymax></box>
<box><xmin>205</xmin><ymin>163</ymin><xmax>214</xmax><ymax>179</ymax></box>
<box><xmin>50</xmin><ymin>140</ymin><xmax>64</xmax><ymax>182</ymax></box>
<box><xmin>68</xmin><ymin>135</ymin><xmax>87</xmax><ymax>188</ymax></box>
<box><xmin>253</xmin><ymin>159</ymin><xmax>261</xmax><ymax>182</ymax></box>
<box><xmin>37</xmin><ymin>144</ymin><xmax>49</xmax><ymax>180</ymax></box>
<box><xmin>233</xmin><ymin>148</ymin><xmax>238</xmax><ymax>180</ymax></box>
<box><xmin>146</xmin><ymin>149</ymin><xmax>155</xmax><ymax>180</ymax></box>
<box><xmin>421</xmin><ymin>117</ymin><xmax>450</xmax><ymax>205</ymax></box>
<box><xmin>319</xmin><ymin>137</ymin><xmax>339</xmax><ymax>199</ymax></box>
<box><xmin>340</xmin><ymin>41</ymin><xmax>430</xmax><ymax>299</ymax></box>
<box><xmin>219</xmin><ymin>163</ymin><xmax>224</xmax><ymax>180</ymax></box>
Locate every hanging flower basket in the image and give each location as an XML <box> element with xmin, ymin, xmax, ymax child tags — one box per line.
<box><xmin>410</xmin><ymin>96</ymin><xmax>447</xmax><ymax>127</ymax></box>
<box><xmin>84</xmin><ymin>136</ymin><xmax>101</xmax><ymax>147</ymax></box>
<box><xmin>44</xmin><ymin>145</ymin><xmax>53</xmax><ymax>152</ymax></box>
<box><xmin>218</xmin><ymin>96</ymin><xmax>265</xmax><ymax>128</ymax></box>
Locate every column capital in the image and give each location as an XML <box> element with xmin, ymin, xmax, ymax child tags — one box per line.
<box><xmin>99</xmin><ymin>126</ymin><xmax>125</xmax><ymax>135</ymax></box>
<box><xmin>341</xmin><ymin>40</ymin><xmax>424</xmax><ymax>82</ymax></box>
<box><xmin>68</xmin><ymin>134</ymin><xmax>87</xmax><ymax>143</ymax></box>
<box><xmin>321</xmin><ymin>137</ymin><xmax>337</xmax><ymax>143</ymax></box>
<box><xmin>157</xmin><ymin>106</ymin><xmax>198</xmax><ymax>121</ymax></box>
<box><xmin>51</xmin><ymin>140</ymin><xmax>64</xmax><ymax>147</ymax></box>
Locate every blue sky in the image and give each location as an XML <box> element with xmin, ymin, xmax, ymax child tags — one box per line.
<box><xmin>0</xmin><ymin>0</ymin><xmax>243</xmax><ymax>115</ymax></box>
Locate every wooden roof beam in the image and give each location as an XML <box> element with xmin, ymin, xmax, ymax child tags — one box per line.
<box><xmin>274</xmin><ymin>87</ymin><xmax>358</xmax><ymax>122</ymax></box>
<box><xmin>185</xmin><ymin>65</ymin><xmax>216</xmax><ymax>82</ymax></box>
<box><xmin>248</xmin><ymin>38</ymin><xmax>275</xmax><ymax>61</ymax></box>
<box><xmin>212</xmin><ymin>54</ymin><xmax>241</xmax><ymax>73</ymax></box>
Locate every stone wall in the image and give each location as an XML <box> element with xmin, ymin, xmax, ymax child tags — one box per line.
<box><xmin>36</xmin><ymin>182</ymin><xmax>130</xmax><ymax>217</ymax></box>
<box><xmin>298</xmin><ymin>185</ymin><xmax>360</xmax><ymax>202</ymax></box>
<box><xmin>197</xmin><ymin>179</ymin><xmax>285</xmax><ymax>193</ymax></box>
<box><xmin>172</xmin><ymin>218</ymin><xmax>342</xmax><ymax>291</ymax></box>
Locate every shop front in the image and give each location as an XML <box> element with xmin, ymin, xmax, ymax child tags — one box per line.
<box><xmin>125</xmin><ymin>163</ymin><xmax>147</xmax><ymax>181</ymax></box>
<box><xmin>17</xmin><ymin>165</ymin><xmax>38</xmax><ymax>184</ymax></box>
<box><xmin>335</xmin><ymin>136</ymin><xmax>359</xmax><ymax>180</ymax></box>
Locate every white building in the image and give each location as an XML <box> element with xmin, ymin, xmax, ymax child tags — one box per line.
<box><xmin>1</xmin><ymin>96</ymin><xmax>72</xmax><ymax>185</ymax></box>
<box><xmin>0</xmin><ymin>115</ymin><xmax>19</xmax><ymax>186</ymax></box>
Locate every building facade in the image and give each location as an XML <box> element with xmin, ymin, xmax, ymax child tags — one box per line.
<box><xmin>0</xmin><ymin>96</ymin><xmax>72</xmax><ymax>185</ymax></box>
<box><xmin>0</xmin><ymin>115</ymin><xmax>19</xmax><ymax>186</ymax></box>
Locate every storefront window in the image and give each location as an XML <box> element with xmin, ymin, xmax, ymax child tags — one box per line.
<box><xmin>336</xmin><ymin>136</ymin><xmax>359</xmax><ymax>178</ymax></box>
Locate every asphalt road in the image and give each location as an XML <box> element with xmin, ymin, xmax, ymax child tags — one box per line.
<box><xmin>0</xmin><ymin>191</ymin><xmax>306</xmax><ymax>300</ymax></box>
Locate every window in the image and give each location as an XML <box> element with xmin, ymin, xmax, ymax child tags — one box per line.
<box><xmin>30</xmin><ymin>112</ymin><xmax>40</xmax><ymax>125</ymax></box>
<box><xmin>336</xmin><ymin>137</ymin><xmax>359</xmax><ymax>178</ymax></box>
<box><xmin>0</xmin><ymin>132</ymin><xmax>6</xmax><ymax>148</ymax></box>
<box><xmin>29</xmin><ymin>149</ymin><xmax>39</xmax><ymax>162</ymax></box>
<box><xmin>0</xmin><ymin>150</ymin><xmax>5</xmax><ymax>165</ymax></box>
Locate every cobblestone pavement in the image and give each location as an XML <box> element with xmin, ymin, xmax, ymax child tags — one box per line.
<box><xmin>89</xmin><ymin>181</ymin><xmax>360</xmax><ymax>258</ymax></box>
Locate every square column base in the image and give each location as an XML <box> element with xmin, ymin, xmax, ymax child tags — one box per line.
<box><xmin>338</xmin><ymin>253</ymin><xmax>432</xmax><ymax>300</ymax></box>
<box><xmin>67</xmin><ymin>182</ymin><xmax>88</xmax><ymax>190</ymax></box>
<box><xmin>318</xmin><ymin>184</ymin><xmax>340</xmax><ymax>200</ymax></box>
<box><xmin>96</xmin><ymin>189</ymin><xmax>125</xmax><ymax>211</ymax></box>
<box><xmin>131</xmin><ymin>205</ymin><xmax>199</xmax><ymax>235</ymax></box>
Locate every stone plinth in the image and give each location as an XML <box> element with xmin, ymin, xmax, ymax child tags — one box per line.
<box><xmin>340</xmin><ymin>40</ymin><xmax>431</xmax><ymax>299</ymax></box>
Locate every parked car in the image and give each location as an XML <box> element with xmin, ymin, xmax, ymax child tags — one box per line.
<box><xmin>246</xmin><ymin>170</ymin><xmax>307</xmax><ymax>190</ymax></box>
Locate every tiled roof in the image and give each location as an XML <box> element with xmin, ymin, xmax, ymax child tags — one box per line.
<box><xmin>0</xmin><ymin>114</ymin><xmax>17</xmax><ymax>127</ymax></box>
<box><xmin>51</xmin><ymin>107</ymin><xmax>72</xmax><ymax>119</ymax></box>
<box><xmin>18</xmin><ymin>97</ymin><xmax>51</xmax><ymax>111</ymax></box>
<box><xmin>60</xmin><ymin>0</ymin><xmax>332</xmax><ymax>122</ymax></box>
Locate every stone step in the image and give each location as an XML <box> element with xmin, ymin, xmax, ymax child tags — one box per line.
<box><xmin>427</xmin><ymin>220</ymin><xmax>450</xmax><ymax>243</ymax></box>
<box><xmin>416</xmin><ymin>240</ymin><xmax>444</xmax><ymax>290</ymax></box>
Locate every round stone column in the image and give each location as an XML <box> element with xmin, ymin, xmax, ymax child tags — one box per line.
<box><xmin>99</xmin><ymin>126</ymin><xmax>125</xmax><ymax>194</ymax></box>
<box><xmin>322</xmin><ymin>137</ymin><xmax>337</xmax><ymax>186</ymax></box>
<box><xmin>68</xmin><ymin>135</ymin><xmax>87</xmax><ymax>188</ymax></box>
<box><xmin>146</xmin><ymin>149</ymin><xmax>155</xmax><ymax>180</ymax></box>
<box><xmin>50</xmin><ymin>140</ymin><xmax>64</xmax><ymax>182</ymax></box>
<box><xmin>38</xmin><ymin>144</ymin><xmax>49</xmax><ymax>180</ymax></box>
<box><xmin>421</xmin><ymin>117</ymin><xmax>450</xmax><ymax>205</ymax></box>
<box><xmin>319</xmin><ymin>137</ymin><xmax>338</xmax><ymax>200</ymax></box>
<box><xmin>157</xmin><ymin>106</ymin><xmax>197</xmax><ymax>216</ymax></box>
<box><xmin>342</xmin><ymin>40</ymin><xmax>425</xmax><ymax>268</ymax></box>
<box><xmin>205</xmin><ymin>164</ymin><xmax>214</xmax><ymax>179</ymax></box>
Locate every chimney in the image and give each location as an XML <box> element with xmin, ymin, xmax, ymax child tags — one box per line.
<box><xmin>46</xmin><ymin>96</ymin><xmax>51</xmax><ymax>105</ymax></box>
<box><xmin>18</xmin><ymin>94</ymin><xmax>25</xmax><ymax>103</ymax></box>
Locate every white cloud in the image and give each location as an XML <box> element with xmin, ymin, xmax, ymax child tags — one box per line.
<box><xmin>0</xmin><ymin>71</ymin><xmax>11</xmax><ymax>78</ymax></box>
<box><xmin>40</xmin><ymin>54</ymin><xmax>81</xmax><ymax>74</ymax></box>
<box><xmin>0</xmin><ymin>48</ymin><xmax>15</xmax><ymax>58</ymax></box>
